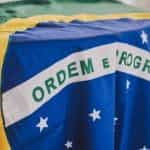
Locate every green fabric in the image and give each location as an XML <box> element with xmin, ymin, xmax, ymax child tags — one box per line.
<box><xmin>0</xmin><ymin>0</ymin><xmax>143</xmax><ymax>24</ymax></box>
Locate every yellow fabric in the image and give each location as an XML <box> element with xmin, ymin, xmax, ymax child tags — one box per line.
<box><xmin>1</xmin><ymin>13</ymin><xmax>150</xmax><ymax>32</ymax></box>
<box><xmin>0</xmin><ymin>33</ymin><xmax>9</xmax><ymax>73</ymax></box>
<box><xmin>0</xmin><ymin>116</ymin><xmax>10</xmax><ymax>150</ymax></box>
<box><xmin>0</xmin><ymin>13</ymin><xmax>150</xmax><ymax>150</ymax></box>
<box><xmin>0</xmin><ymin>33</ymin><xmax>9</xmax><ymax>150</ymax></box>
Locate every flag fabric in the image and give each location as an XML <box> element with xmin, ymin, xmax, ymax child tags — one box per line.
<box><xmin>0</xmin><ymin>117</ymin><xmax>10</xmax><ymax>150</ymax></box>
<box><xmin>0</xmin><ymin>15</ymin><xmax>150</xmax><ymax>150</ymax></box>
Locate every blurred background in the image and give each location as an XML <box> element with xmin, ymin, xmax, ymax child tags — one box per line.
<box><xmin>0</xmin><ymin>0</ymin><xmax>149</xmax><ymax>24</ymax></box>
<box><xmin>0</xmin><ymin>0</ymin><xmax>150</xmax><ymax>10</ymax></box>
<box><xmin>117</xmin><ymin>0</ymin><xmax>150</xmax><ymax>10</ymax></box>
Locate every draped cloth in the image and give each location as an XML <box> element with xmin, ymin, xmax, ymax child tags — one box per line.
<box><xmin>0</xmin><ymin>13</ymin><xmax>150</xmax><ymax>150</ymax></box>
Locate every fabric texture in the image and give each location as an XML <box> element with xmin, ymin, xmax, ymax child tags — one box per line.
<box><xmin>1</xmin><ymin>18</ymin><xmax>150</xmax><ymax>150</ymax></box>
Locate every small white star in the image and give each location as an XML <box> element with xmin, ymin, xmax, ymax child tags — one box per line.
<box><xmin>114</xmin><ymin>117</ymin><xmax>118</xmax><ymax>126</ymax></box>
<box><xmin>89</xmin><ymin>108</ymin><xmax>101</xmax><ymax>122</ymax></box>
<box><xmin>65</xmin><ymin>140</ymin><xmax>72</xmax><ymax>149</ymax></box>
<box><xmin>139</xmin><ymin>145</ymin><xmax>150</xmax><ymax>150</ymax></box>
<box><xmin>141</xmin><ymin>31</ymin><xmax>148</xmax><ymax>44</ymax></box>
<box><xmin>36</xmin><ymin>117</ymin><xmax>48</xmax><ymax>132</ymax></box>
<box><xmin>126</xmin><ymin>79</ymin><xmax>131</xmax><ymax>90</ymax></box>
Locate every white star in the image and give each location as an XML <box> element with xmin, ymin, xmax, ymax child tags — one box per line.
<box><xmin>65</xmin><ymin>140</ymin><xmax>72</xmax><ymax>149</ymax></box>
<box><xmin>114</xmin><ymin>117</ymin><xmax>118</xmax><ymax>126</ymax></box>
<box><xmin>89</xmin><ymin>108</ymin><xmax>101</xmax><ymax>122</ymax></box>
<box><xmin>126</xmin><ymin>79</ymin><xmax>131</xmax><ymax>90</ymax></box>
<box><xmin>36</xmin><ymin>117</ymin><xmax>48</xmax><ymax>132</ymax></box>
<box><xmin>139</xmin><ymin>145</ymin><xmax>150</xmax><ymax>150</ymax></box>
<box><xmin>141</xmin><ymin>31</ymin><xmax>148</xmax><ymax>44</ymax></box>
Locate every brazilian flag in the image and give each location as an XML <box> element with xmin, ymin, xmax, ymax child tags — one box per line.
<box><xmin>0</xmin><ymin>0</ymin><xmax>149</xmax><ymax>150</ymax></box>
